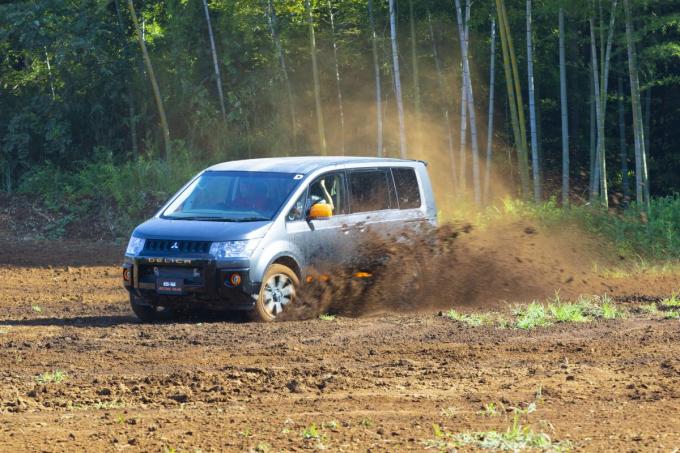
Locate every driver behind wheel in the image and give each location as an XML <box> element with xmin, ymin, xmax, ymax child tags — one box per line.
<box><xmin>232</xmin><ymin>178</ymin><xmax>270</xmax><ymax>211</ymax></box>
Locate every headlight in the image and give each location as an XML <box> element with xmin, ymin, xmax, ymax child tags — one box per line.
<box><xmin>209</xmin><ymin>240</ymin><xmax>260</xmax><ymax>259</ymax></box>
<box><xmin>125</xmin><ymin>236</ymin><xmax>146</xmax><ymax>256</ymax></box>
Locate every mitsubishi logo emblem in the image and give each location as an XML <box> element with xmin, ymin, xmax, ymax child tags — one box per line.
<box><xmin>170</xmin><ymin>241</ymin><xmax>179</xmax><ymax>250</ymax></box>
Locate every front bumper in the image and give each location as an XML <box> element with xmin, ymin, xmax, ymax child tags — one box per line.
<box><xmin>122</xmin><ymin>255</ymin><xmax>260</xmax><ymax>310</ymax></box>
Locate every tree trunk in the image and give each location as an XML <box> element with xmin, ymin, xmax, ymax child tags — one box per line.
<box><xmin>202</xmin><ymin>0</ymin><xmax>227</xmax><ymax>122</ymax></box>
<box><xmin>388</xmin><ymin>0</ymin><xmax>407</xmax><ymax>158</ymax></box>
<box><xmin>427</xmin><ymin>10</ymin><xmax>457</xmax><ymax>188</ymax></box>
<box><xmin>114</xmin><ymin>0</ymin><xmax>138</xmax><ymax>156</ymax></box>
<box><xmin>368</xmin><ymin>0</ymin><xmax>383</xmax><ymax>156</ymax></box>
<box><xmin>623</xmin><ymin>0</ymin><xmax>649</xmax><ymax>212</ymax></box>
<box><xmin>559</xmin><ymin>7</ymin><xmax>569</xmax><ymax>206</ymax></box>
<box><xmin>266</xmin><ymin>0</ymin><xmax>297</xmax><ymax>150</ymax></box>
<box><xmin>127</xmin><ymin>0</ymin><xmax>171</xmax><ymax>160</ymax></box>
<box><xmin>589</xmin><ymin>1</ymin><xmax>617</xmax><ymax>208</ymax></box>
<box><xmin>526</xmin><ymin>0</ymin><xmax>541</xmax><ymax>202</ymax></box>
<box><xmin>306</xmin><ymin>0</ymin><xmax>327</xmax><ymax>155</ymax></box>
<box><xmin>618</xmin><ymin>76</ymin><xmax>629</xmax><ymax>204</ymax></box>
<box><xmin>484</xmin><ymin>16</ymin><xmax>496</xmax><ymax>203</ymax></box>
<box><xmin>644</xmin><ymin>87</ymin><xmax>651</xmax><ymax>167</ymax></box>
<box><xmin>590</xmin><ymin>73</ymin><xmax>596</xmax><ymax>191</ymax></box>
<box><xmin>459</xmin><ymin>66</ymin><xmax>468</xmax><ymax>191</ymax></box>
<box><xmin>408</xmin><ymin>0</ymin><xmax>422</xmax><ymax>156</ymax></box>
<box><xmin>455</xmin><ymin>0</ymin><xmax>481</xmax><ymax>204</ymax></box>
<box><xmin>496</xmin><ymin>0</ymin><xmax>529</xmax><ymax>197</ymax></box>
<box><xmin>44</xmin><ymin>48</ymin><xmax>56</xmax><ymax>101</ymax></box>
<box><xmin>328</xmin><ymin>0</ymin><xmax>346</xmax><ymax>155</ymax></box>
<box><xmin>589</xmin><ymin>17</ymin><xmax>603</xmax><ymax>201</ymax></box>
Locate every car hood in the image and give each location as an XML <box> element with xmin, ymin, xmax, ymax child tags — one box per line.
<box><xmin>133</xmin><ymin>217</ymin><xmax>272</xmax><ymax>241</ymax></box>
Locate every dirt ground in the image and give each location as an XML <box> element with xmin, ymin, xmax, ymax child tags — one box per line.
<box><xmin>0</xmin><ymin>232</ymin><xmax>679</xmax><ymax>452</ymax></box>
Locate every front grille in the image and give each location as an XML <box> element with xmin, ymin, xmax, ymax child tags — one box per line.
<box><xmin>138</xmin><ymin>265</ymin><xmax>204</xmax><ymax>285</ymax></box>
<box><xmin>144</xmin><ymin>239</ymin><xmax>211</xmax><ymax>254</ymax></box>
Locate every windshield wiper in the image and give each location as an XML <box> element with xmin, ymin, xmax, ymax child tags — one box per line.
<box><xmin>235</xmin><ymin>217</ymin><xmax>270</xmax><ymax>222</ymax></box>
<box><xmin>166</xmin><ymin>216</ymin><xmax>269</xmax><ymax>222</ymax></box>
<box><xmin>166</xmin><ymin>216</ymin><xmax>235</xmax><ymax>221</ymax></box>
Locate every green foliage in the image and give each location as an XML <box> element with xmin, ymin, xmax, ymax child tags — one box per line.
<box><xmin>514</xmin><ymin>302</ymin><xmax>552</xmax><ymax>330</ymax></box>
<box><xmin>427</xmin><ymin>411</ymin><xmax>571</xmax><ymax>451</ymax></box>
<box><xmin>318</xmin><ymin>313</ymin><xmax>336</xmax><ymax>321</ymax></box>
<box><xmin>36</xmin><ymin>370</ymin><xmax>67</xmax><ymax>384</ymax></box>
<box><xmin>444</xmin><ymin>309</ymin><xmax>491</xmax><ymax>327</ymax></box>
<box><xmin>661</xmin><ymin>293</ymin><xmax>680</xmax><ymax>308</ymax></box>
<box><xmin>301</xmin><ymin>423</ymin><xmax>324</xmax><ymax>441</ymax></box>
<box><xmin>480</xmin><ymin>402</ymin><xmax>500</xmax><ymax>417</ymax></box>
<box><xmin>18</xmin><ymin>148</ymin><xmax>205</xmax><ymax>237</ymax></box>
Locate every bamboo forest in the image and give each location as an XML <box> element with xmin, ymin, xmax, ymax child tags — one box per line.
<box><xmin>1</xmin><ymin>0</ymin><xmax>679</xmax><ymax>239</ymax></box>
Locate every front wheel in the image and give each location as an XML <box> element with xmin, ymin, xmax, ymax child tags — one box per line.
<box><xmin>250</xmin><ymin>264</ymin><xmax>299</xmax><ymax>322</ymax></box>
<box><xmin>129</xmin><ymin>293</ymin><xmax>177</xmax><ymax>323</ymax></box>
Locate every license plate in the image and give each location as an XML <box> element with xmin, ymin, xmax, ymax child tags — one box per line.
<box><xmin>156</xmin><ymin>278</ymin><xmax>184</xmax><ymax>295</ymax></box>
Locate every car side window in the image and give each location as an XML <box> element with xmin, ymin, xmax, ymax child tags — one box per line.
<box><xmin>306</xmin><ymin>172</ymin><xmax>347</xmax><ymax>215</ymax></box>
<box><xmin>286</xmin><ymin>190</ymin><xmax>307</xmax><ymax>221</ymax></box>
<box><xmin>392</xmin><ymin>168</ymin><xmax>422</xmax><ymax>209</ymax></box>
<box><xmin>348</xmin><ymin>169</ymin><xmax>391</xmax><ymax>213</ymax></box>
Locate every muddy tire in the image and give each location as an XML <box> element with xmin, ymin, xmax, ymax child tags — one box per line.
<box><xmin>250</xmin><ymin>264</ymin><xmax>299</xmax><ymax>322</ymax></box>
<box><xmin>129</xmin><ymin>294</ymin><xmax>176</xmax><ymax>323</ymax></box>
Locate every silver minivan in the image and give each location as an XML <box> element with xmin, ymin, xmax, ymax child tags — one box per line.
<box><xmin>122</xmin><ymin>156</ymin><xmax>436</xmax><ymax>321</ymax></box>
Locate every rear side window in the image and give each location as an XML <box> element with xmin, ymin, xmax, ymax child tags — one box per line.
<box><xmin>392</xmin><ymin>168</ymin><xmax>421</xmax><ymax>209</ymax></box>
<box><xmin>348</xmin><ymin>170</ymin><xmax>391</xmax><ymax>213</ymax></box>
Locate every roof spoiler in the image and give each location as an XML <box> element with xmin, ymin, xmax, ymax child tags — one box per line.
<box><xmin>416</xmin><ymin>159</ymin><xmax>428</xmax><ymax>167</ymax></box>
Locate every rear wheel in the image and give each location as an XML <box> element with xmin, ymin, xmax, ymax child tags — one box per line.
<box><xmin>129</xmin><ymin>293</ymin><xmax>177</xmax><ymax>323</ymax></box>
<box><xmin>251</xmin><ymin>264</ymin><xmax>299</xmax><ymax>322</ymax></box>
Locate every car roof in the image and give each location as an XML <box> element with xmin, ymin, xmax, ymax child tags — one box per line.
<box><xmin>206</xmin><ymin>156</ymin><xmax>421</xmax><ymax>175</ymax></box>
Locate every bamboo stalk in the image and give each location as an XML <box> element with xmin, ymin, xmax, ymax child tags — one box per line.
<box><xmin>305</xmin><ymin>0</ymin><xmax>327</xmax><ymax>155</ymax></box>
<box><xmin>368</xmin><ymin>0</ymin><xmax>383</xmax><ymax>156</ymax></box>
<box><xmin>389</xmin><ymin>0</ymin><xmax>407</xmax><ymax>158</ymax></box>
<box><xmin>559</xmin><ymin>7</ymin><xmax>569</xmax><ymax>206</ymax></box>
<box><xmin>202</xmin><ymin>0</ymin><xmax>227</xmax><ymax>122</ymax></box>
<box><xmin>484</xmin><ymin>16</ymin><xmax>497</xmax><ymax>203</ymax></box>
<box><xmin>127</xmin><ymin>0</ymin><xmax>171</xmax><ymax>160</ymax></box>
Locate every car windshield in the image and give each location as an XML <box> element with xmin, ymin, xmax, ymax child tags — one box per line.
<box><xmin>162</xmin><ymin>171</ymin><xmax>302</xmax><ymax>221</ymax></box>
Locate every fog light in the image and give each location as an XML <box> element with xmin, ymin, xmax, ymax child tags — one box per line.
<box><xmin>122</xmin><ymin>268</ymin><xmax>131</xmax><ymax>282</ymax></box>
<box><xmin>229</xmin><ymin>273</ymin><xmax>242</xmax><ymax>286</ymax></box>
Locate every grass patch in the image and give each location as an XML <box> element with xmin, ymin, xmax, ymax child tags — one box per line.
<box><xmin>663</xmin><ymin>310</ymin><xmax>680</xmax><ymax>320</ymax></box>
<box><xmin>480</xmin><ymin>402</ymin><xmax>500</xmax><ymax>417</ymax></box>
<box><xmin>661</xmin><ymin>293</ymin><xmax>680</xmax><ymax>308</ymax></box>
<box><xmin>514</xmin><ymin>302</ymin><xmax>552</xmax><ymax>329</ymax></box>
<box><xmin>444</xmin><ymin>294</ymin><xmax>627</xmax><ymax>331</ymax></box>
<box><xmin>31</xmin><ymin>305</ymin><xmax>43</xmax><ymax>313</ymax></box>
<box><xmin>548</xmin><ymin>301</ymin><xmax>589</xmax><ymax>323</ymax></box>
<box><xmin>639</xmin><ymin>303</ymin><xmax>659</xmax><ymax>314</ymax></box>
<box><xmin>93</xmin><ymin>400</ymin><xmax>125</xmax><ymax>410</ymax></box>
<box><xmin>301</xmin><ymin>423</ymin><xmax>325</xmax><ymax>441</ymax></box>
<box><xmin>444</xmin><ymin>309</ymin><xmax>492</xmax><ymax>327</ymax></box>
<box><xmin>427</xmin><ymin>411</ymin><xmax>571</xmax><ymax>451</ymax></box>
<box><xmin>318</xmin><ymin>313</ymin><xmax>336</xmax><ymax>321</ymax></box>
<box><xmin>35</xmin><ymin>370</ymin><xmax>67</xmax><ymax>384</ymax></box>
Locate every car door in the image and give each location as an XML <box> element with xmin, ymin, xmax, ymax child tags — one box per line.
<box><xmin>285</xmin><ymin>171</ymin><xmax>350</xmax><ymax>270</ymax></box>
<box><xmin>344</xmin><ymin>167</ymin><xmax>405</xmax><ymax>239</ymax></box>
<box><xmin>390</xmin><ymin>166</ymin><xmax>428</xmax><ymax>232</ymax></box>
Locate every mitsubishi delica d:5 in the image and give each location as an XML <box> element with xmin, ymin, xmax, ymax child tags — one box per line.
<box><xmin>122</xmin><ymin>156</ymin><xmax>437</xmax><ymax>322</ymax></box>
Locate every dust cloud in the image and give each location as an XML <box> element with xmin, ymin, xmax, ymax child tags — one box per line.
<box><xmin>284</xmin><ymin>217</ymin><xmax>609</xmax><ymax>320</ymax></box>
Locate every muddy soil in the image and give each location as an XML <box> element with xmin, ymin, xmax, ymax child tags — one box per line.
<box><xmin>0</xmin><ymin>237</ymin><xmax>679</xmax><ymax>452</ymax></box>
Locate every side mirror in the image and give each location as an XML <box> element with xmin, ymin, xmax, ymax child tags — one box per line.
<box><xmin>308</xmin><ymin>203</ymin><xmax>333</xmax><ymax>220</ymax></box>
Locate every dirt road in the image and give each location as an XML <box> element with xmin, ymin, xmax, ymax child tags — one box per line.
<box><xmin>0</xmin><ymin>239</ymin><xmax>679</xmax><ymax>452</ymax></box>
